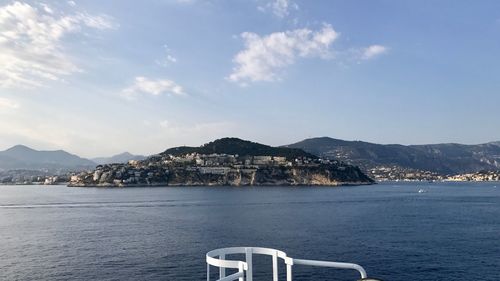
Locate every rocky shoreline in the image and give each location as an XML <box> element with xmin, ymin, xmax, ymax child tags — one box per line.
<box><xmin>69</xmin><ymin>164</ymin><xmax>375</xmax><ymax>187</ymax></box>
<box><xmin>68</xmin><ymin>181</ymin><xmax>375</xmax><ymax>188</ymax></box>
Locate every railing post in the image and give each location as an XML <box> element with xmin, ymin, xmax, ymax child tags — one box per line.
<box><xmin>272</xmin><ymin>250</ymin><xmax>278</xmax><ymax>281</ymax></box>
<box><xmin>207</xmin><ymin>263</ymin><xmax>210</xmax><ymax>281</ymax></box>
<box><xmin>245</xmin><ymin>247</ymin><xmax>253</xmax><ymax>281</ymax></box>
<box><xmin>219</xmin><ymin>254</ymin><xmax>226</xmax><ymax>278</ymax></box>
<box><xmin>285</xmin><ymin>257</ymin><xmax>293</xmax><ymax>281</ymax></box>
<box><xmin>238</xmin><ymin>262</ymin><xmax>245</xmax><ymax>281</ymax></box>
<box><xmin>286</xmin><ymin>264</ymin><xmax>292</xmax><ymax>281</ymax></box>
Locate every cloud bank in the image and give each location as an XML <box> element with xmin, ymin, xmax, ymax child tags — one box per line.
<box><xmin>0</xmin><ymin>1</ymin><xmax>115</xmax><ymax>89</ymax></box>
<box><xmin>122</xmin><ymin>76</ymin><xmax>186</xmax><ymax>99</ymax></box>
<box><xmin>362</xmin><ymin>45</ymin><xmax>388</xmax><ymax>60</ymax></box>
<box><xmin>229</xmin><ymin>24</ymin><xmax>338</xmax><ymax>84</ymax></box>
<box><xmin>258</xmin><ymin>0</ymin><xmax>299</xmax><ymax>18</ymax></box>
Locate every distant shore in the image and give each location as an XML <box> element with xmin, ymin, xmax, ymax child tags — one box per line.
<box><xmin>4</xmin><ymin>179</ymin><xmax>500</xmax><ymax>187</ymax></box>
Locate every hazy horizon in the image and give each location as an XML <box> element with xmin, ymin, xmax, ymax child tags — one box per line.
<box><xmin>2</xmin><ymin>136</ymin><xmax>500</xmax><ymax>159</ymax></box>
<box><xmin>2</xmin><ymin>0</ymin><xmax>500</xmax><ymax>157</ymax></box>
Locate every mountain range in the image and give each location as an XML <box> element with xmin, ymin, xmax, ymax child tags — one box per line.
<box><xmin>285</xmin><ymin>137</ymin><xmax>500</xmax><ymax>175</ymax></box>
<box><xmin>2</xmin><ymin>137</ymin><xmax>500</xmax><ymax>175</ymax></box>
<box><xmin>0</xmin><ymin>146</ymin><xmax>145</xmax><ymax>172</ymax></box>
<box><xmin>0</xmin><ymin>145</ymin><xmax>95</xmax><ymax>171</ymax></box>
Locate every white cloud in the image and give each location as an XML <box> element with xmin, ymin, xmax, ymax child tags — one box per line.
<box><xmin>0</xmin><ymin>1</ymin><xmax>116</xmax><ymax>89</ymax></box>
<box><xmin>67</xmin><ymin>1</ymin><xmax>76</xmax><ymax>7</ymax></box>
<box><xmin>78</xmin><ymin>13</ymin><xmax>116</xmax><ymax>30</ymax></box>
<box><xmin>156</xmin><ymin>45</ymin><xmax>177</xmax><ymax>67</ymax></box>
<box><xmin>258</xmin><ymin>0</ymin><xmax>298</xmax><ymax>18</ymax></box>
<box><xmin>361</xmin><ymin>45</ymin><xmax>388</xmax><ymax>60</ymax></box>
<box><xmin>122</xmin><ymin>76</ymin><xmax>186</xmax><ymax>99</ymax></box>
<box><xmin>166</xmin><ymin>55</ymin><xmax>177</xmax><ymax>63</ymax></box>
<box><xmin>228</xmin><ymin>24</ymin><xmax>338</xmax><ymax>84</ymax></box>
<box><xmin>40</xmin><ymin>3</ymin><xmax>53</xmax><ymax>14</ymax></box>
<box><xmin>0</xmin><ymin>97</ymin><xmax>19</xmax><ymax>109</ymax></box>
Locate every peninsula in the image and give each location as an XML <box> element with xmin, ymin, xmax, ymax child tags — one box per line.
<box><xmin>69</xmin><ymin>138</ymin><xmax>374</xmax><ymax>187</ymax></box>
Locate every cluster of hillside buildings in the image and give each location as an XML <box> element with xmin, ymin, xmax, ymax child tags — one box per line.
<box><xmin>368</xmin><ymin>165</ymin><xmax>500</xmax><ymax>182</ymax></box>
<box><xmin>445</xmin><ymin>171</ymin><xmax>500</xmax><ymax>182</ymax></box>
<box><xmin>368</xmin><ymin>166</ymin><xmax>443</xmax><ymax>181</ymax></box>
<box><xmin>0</xmin><ymin>170</ymin><xmax>69</xmax><ymax>185</ymax></box>
<box><xmin>3</xmin><ymin>153</ymin><xmax>500</xmax><ymax>185</ymax></box>
<box><xmin>69</xmin><ymin>153</ymin><xmax>340</xmax><ymax>186</ymax></box>
<box><xmin>149</xmin><ymin>152</ymin><xmax>333</xmax><ymax>167</ymax></box>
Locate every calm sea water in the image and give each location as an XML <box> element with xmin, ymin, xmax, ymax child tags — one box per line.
<box><xmin>0</xmin><ymin>182</ymin><xmax>498</xmax><ymax>281</ymax></box>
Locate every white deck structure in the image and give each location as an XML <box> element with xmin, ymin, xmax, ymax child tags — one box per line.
<box><xmin>206</xmin><ymin>247</ymin><xmax>381</xmax><ymax>281</ymax></box>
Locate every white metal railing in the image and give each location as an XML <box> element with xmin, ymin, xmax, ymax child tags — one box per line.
<box><xmin>206</xmin><ymin>247</ymin><xmax>380</xmax><ymax>281</ymax></box>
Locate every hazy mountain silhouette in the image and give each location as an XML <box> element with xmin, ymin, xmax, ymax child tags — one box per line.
<box><xmin>0</xmin><ymin>145</ymin><xmax>96</xmax><ymax>171</ymax></box>
<box><xmin>92</xmin><ymin>152</ymin><xmax>146</xmax><ymax>165</ymax></box>
<box><xmin>285</xmin><ymin>137</ymin><xmax>500</xmax><ymax>174</ymax></box>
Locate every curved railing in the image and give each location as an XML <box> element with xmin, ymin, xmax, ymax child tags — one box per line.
<box><xmin>206</xmin><ymin>247</ymin><xmax>380</xmax><ymax>281</ymax></box>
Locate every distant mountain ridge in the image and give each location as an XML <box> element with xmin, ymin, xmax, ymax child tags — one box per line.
<box><xmin>285</xmin><ymin>137</ymin><xmax>500</xmax><ymax>175</ymax></box>
<box><xmin>92</xmin><ymin>152</ymin><xmax>146</xmax><ymax>165</ymax></box>
<box><xmin>0</xmin><ymin>145</ymin><xmax>96</xmax><ymax>171</ymax></box>
<box><xmin>4</xmin><ymin>137</ymin><xmax>500</xmax><ymax>176</ymax></box>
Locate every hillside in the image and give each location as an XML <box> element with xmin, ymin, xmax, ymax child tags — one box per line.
<box><xmin>162</xmin><ymin>137</ymin><xmax>317</xmax><ymax>160</ymax></box>
<box><xmin>0</xmin><ymin>145</ymin><xmax>96</xmax><ymax>171</ymax></box>
<box><xmin>285</xmin><ymin>137</ymin><xmax>500</xmax><ymax>175</ymax></box>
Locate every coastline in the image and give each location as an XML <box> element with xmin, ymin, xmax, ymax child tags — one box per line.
<box><xmin>67</xmin><ymin>181</ymin><xmax>376</xmax><ymax>188</ymax></box>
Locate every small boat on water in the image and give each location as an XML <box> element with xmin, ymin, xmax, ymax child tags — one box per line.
<box><xmin>418</xmin><ymin>189</ymin><xmax>426</xmax><ymax>193</ymax></box>
<box><xmin>206</xmin><ymin>247</ymin><xmax>382</xmax><ymax>281</ymax></box>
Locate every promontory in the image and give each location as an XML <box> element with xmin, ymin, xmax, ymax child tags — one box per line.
<box><xmin>69</xmin><ymin>138</ymin><xmax>374</xmax><ymax>187</ymax></box>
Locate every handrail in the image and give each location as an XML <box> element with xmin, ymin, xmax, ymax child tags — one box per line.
<box><xmin>206</xmin><ymin>247</ymin><xmax>376</xmax><ymax>281</ymax></box>
<box><xmin>293</xmin><ymin>258</ymin><xmax>367</xmax><ymax>279</ymax></box>
<box><xmin>216</xmin><ymin>272</ymin><xmax>244</xmax><ymax>281</ymax></box>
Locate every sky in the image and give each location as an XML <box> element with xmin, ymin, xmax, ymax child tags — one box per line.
<box><xmin>1</xmin><ymin>0</ymin><xmax>500</xmax><ymax>158</ymax></box>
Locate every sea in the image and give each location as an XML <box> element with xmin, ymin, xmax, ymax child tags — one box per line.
<box><xmin>0</xmin><ymin>182</ymin><xmax>498</xmax><ymax>281</ymax></box>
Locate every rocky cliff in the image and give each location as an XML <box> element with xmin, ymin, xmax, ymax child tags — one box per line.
<box><xmin>69</xmin><ymin>164</ymin><xmax>373</xmax><ymax>187</ymax></box>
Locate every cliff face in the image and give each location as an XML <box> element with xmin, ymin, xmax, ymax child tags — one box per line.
<box><xmin>165</xmin><ymin>165</ymin><xmax>372</xmax><ymax>186</ymax></box>
<box><xmin>70</xmin><ymin>164</ymin><xmax>373</xmax><ymax>187</ymax></box>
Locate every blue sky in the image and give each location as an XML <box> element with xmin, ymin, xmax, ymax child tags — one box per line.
<box><xmin>1</xmin><ymin>0</ymin><xmax>500</xmax><ymax>157</ymax></box>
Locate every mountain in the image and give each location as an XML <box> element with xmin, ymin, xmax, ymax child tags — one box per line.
<box><xmin>0</xmin><ymin>145</ymin><xmax>96</xmax><ymax>171</ymax></box>
<box><xmin>92</xmin><ymin>152</ymin><xmax>146</xmax><ymax>165</ymax></box>
<box><xmin>284</xmin><ymin>137</ymin><xmax>500</xmax><ymax>175</ymax></box>
<box><xmin>162</xmin><ymin>137</ymin><xmax>317</xmax><ymax>160</ymax></box>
